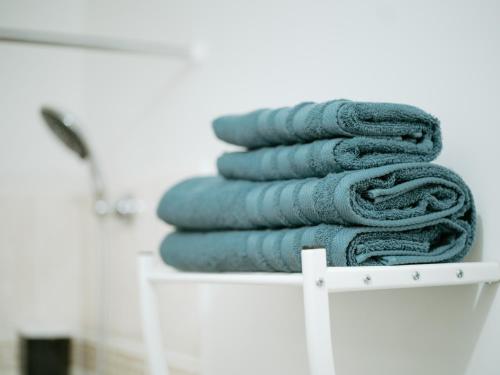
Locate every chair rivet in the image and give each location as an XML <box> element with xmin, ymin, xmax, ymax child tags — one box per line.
<box><xmin>316</xmin><ymin>278</ymin><xmax>324</xmax><ymax>287</ymax></box>
<box><xmin>456</xmin><ymin>269</ymin><xmax>464</xmax><ymax>279</ymax></box>
<box><xmin>363</xmin><ymin>275</ymin><xmax>371</xmax><ymax>285</ymax></box>
<box><xmin>412</xmin><ymin>271</ymin><xmax>420</xmax><ymax>281</ymax></box>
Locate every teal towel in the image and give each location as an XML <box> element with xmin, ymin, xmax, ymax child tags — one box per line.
<box><xmin>218</xmin><ymin>137</ymin><xmax>440</xmax><ymax>181</ymax></box>
<box><xmin>213</xmin><ymin>99</ymin><xmax>440</xmax><ymax>149</ymax></box>
<box><xmin>160</xmin><ymin>217</ymin><xmax>475</xmax><ymax>272</ymax></box>
<box><xmin>157</xmin><ymin>163</ymin><xmax>473</xmax><ymax>230</ymax></box>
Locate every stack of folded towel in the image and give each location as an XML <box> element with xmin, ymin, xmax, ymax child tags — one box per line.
<box><xmin>157</xmin><ymin>99</ymin><xmax>476</xmax><ymax>272</ymax></box>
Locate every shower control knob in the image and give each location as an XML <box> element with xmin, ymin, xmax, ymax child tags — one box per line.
<box><xmin>114</xmin><ymin>195</ymin><xmax>142</xmax><ymax>219</ymax></box>
<box><xmin>94</xmin><ymin>199</ymin><xmax>110</xmax><ymax>216</ymax></box>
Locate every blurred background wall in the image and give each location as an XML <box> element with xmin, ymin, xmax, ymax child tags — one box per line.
<box><xmin>1</xmin><ymin>0</ymin><xmax>499</xmax><ymax>374</ymax></box>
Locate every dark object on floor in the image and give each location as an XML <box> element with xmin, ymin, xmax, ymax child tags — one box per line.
<box><xmin>19</xmin><ymin>334</ymin><xmax>71</xmax><ymax>375</ymax></box>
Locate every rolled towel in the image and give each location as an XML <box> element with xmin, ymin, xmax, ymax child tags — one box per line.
<box><xmin>160</xmin><ymin>217</ymin><xmax>475</xmax><ymax>272</ymax></box>
<box><xmin>157</xmin><ymin>163</ymin><xmax>474</xmax><ymax>230</ymax></box>
<box><xmin>218</xmin><ymin>137</ymin><xmax>439</xmax><ymax>181</ymax></box>
<box><xmin>213</xmin><ymin>99</ymin><xmax>441</xmax><ymax>150</ymax></box>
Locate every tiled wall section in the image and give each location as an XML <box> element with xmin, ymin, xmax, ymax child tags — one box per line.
<box><xmin>0</xmin><ymin>338</ymin><xmax>196</xmax><ymax>375</ymax></box>
<box><xmin>0</xmin><ymin>182</ymin><xmax>200</xmax><ymax>374</ymax></box>
<box><xmin>0</xmin><ymin>188</ymin><xmax>86</xmax><ymax>341</ymax></box>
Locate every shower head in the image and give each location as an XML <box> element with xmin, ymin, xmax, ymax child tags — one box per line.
<box><xmin>40</xmin><ymin>107</ymin><xmax>89</xmax><ymax>159</ymax></box>
<box><xmin>40</xmin><ymin>106</ymin><xmax>106</xmax><ymax>204</ymax></box>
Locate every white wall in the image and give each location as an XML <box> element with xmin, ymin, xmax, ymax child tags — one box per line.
<box><xmin>0</xmin><ymin>0</ymin><xmax>87</xmax><ymax>340</ymax></box>
<box><xmin>0</xmin><ymin>1</ymin><xmax>92</xmax><ymax>373</ymax></box>
<box><xmin>1</xmin><ymin>0</ymin><xmax>500</xmax><ymax>374</ymax></box>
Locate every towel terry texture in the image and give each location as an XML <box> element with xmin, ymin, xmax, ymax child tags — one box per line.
<box><xmin>161</xmin><ymin>218</ymin><xmax>474</xmax><ymax>272</ymax></box>
<box><xmin>157</xmin><ymin>99</ymin><xmax>476</xmax><ymax>272</ymax></box>
<box><xmin>215</xmin><ymin>100</ymin><xmax>441</xmax><ymax>179</ymax></box>
<box><xmin>157</xmin><ymin>163</ymin><xmax>473</xmax><ymax>230</ymax></box>
<box><xmin>213</xmin><ymin>100</ymin><xmax>441</xmax><ymax>181</ymax></box>
<box><xmin>218</xmin><ymin>137</ymin><xmax>441</xmax><ymax>180</ymax></box>
<box><xmin>213</xmin><ymin>100</ymin><xmax>440</xmax><ymax>149</ymax></box>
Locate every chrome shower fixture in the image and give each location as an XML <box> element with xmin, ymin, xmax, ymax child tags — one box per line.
<box><xmin>40</xmin><ymin>106</ymin><xmax>140</xmax><ymax>219</ymax></box>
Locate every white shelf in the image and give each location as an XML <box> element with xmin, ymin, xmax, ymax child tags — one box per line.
<box><xmin>145</xmin><ymin>256</ymin><xmax>500</xmax><ymax>293</ymax></box>
<box><xmin>138</xmin><ymin>249</ymin><xmax>500</xmax><ymax>375</ymax></box>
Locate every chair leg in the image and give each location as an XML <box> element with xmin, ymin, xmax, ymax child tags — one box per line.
<box><xmin>301</xmin><ymin>248</ymin><xmax>336</xmax><ymax>375</ymax></box>
<box><xmin>138</xmin><ymin>252</ymin><xmax>169</xmax><ymax>375</ymax></box>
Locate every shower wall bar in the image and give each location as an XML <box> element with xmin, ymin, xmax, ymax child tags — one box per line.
<box><xmin>0</xmin><ymin>27</ymin><xmax>198</xmax><ymax>60</ymax></box>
